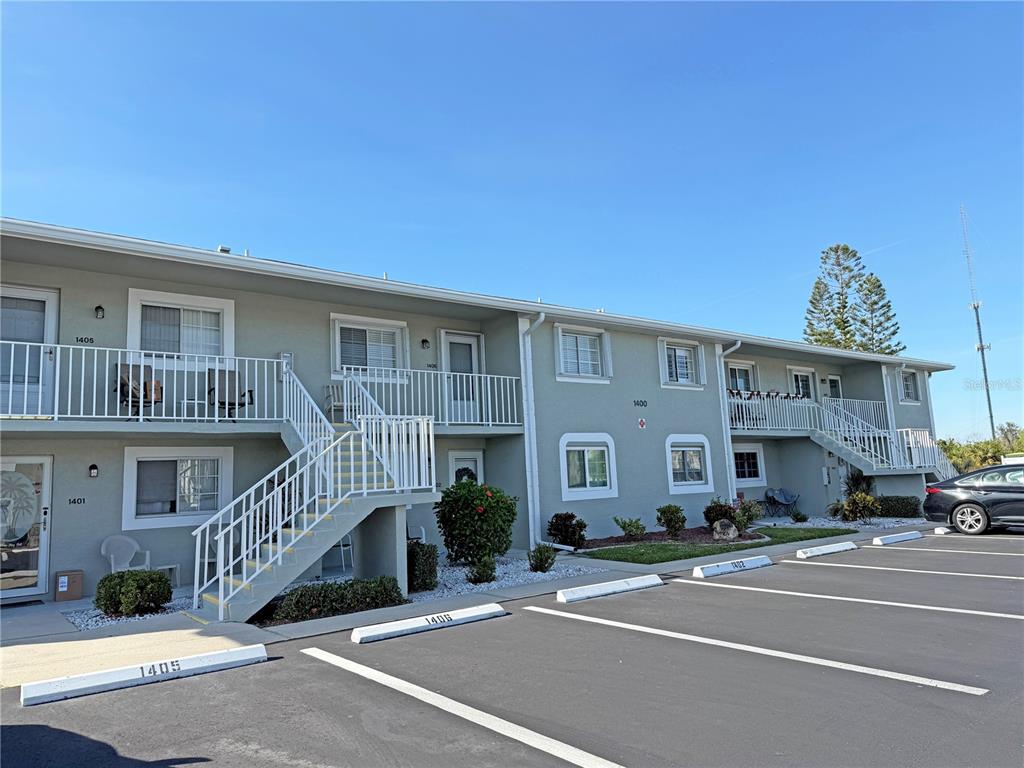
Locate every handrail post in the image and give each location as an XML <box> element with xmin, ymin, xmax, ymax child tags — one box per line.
<box><xmin>216</xmin><ymin>535</ymin><xmax>225</xmax><ymax>621</ymax></box>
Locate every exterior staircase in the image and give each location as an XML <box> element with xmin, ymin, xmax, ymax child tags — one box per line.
<box><xmin>190</xmin><ymin>370</ymin><xmax>434</xmax><ymax>622</ymax></box>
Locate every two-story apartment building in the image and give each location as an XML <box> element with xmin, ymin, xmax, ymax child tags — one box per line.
<box><xmin>0</xmin><ymin>219</ymin><xmax>955</xmax><ymax>621</ymax></box>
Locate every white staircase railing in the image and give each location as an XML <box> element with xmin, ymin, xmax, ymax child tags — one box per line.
<box><xmin>819</xmin><ymin>400</ymin><xmax>899</xmax><ymax>469</ymax></box>
<box><xmin>821</xmin><ymin>396</ymin><xmax>889</xmax><ymax>430</ymax></box>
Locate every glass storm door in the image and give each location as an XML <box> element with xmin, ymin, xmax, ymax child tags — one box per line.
<box><xmin>444</xmin><ymin>334</ymin><xmax>480</xmax><ymax>423</ymax></box>
<box><xmin>1</xmin><ymin>457</ymin><xmax>52</xmax><ymax>597</ymax></box>
<box><xmin>1</xmin><ymin>286</ymin><xmax>59</xmax><ymax>416</ymax></box>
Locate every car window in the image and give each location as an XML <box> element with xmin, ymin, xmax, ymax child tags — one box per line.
<box><xmin>979</xmin><ymin>471</ymin><xmax>1005</xmax><ymax>484</ymax></box>
<box><xmin>977</xmin><ymin>469</ymin><xmax>1024</xmax><ymax>486</ymax></box>
<box><xmin>1005</xmin><ymin>469</ymin><xmax>1024</xmax><ymax>485</ymax></box>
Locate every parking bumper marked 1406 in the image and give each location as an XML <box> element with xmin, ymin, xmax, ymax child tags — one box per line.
<box><xmin>300</xmin><ymin>647</ymin><xmax>627</xmax><ymax>768</ymax></box>
<box><xmin>521</xmin><ymin>607</ymin><xmax>988</xmax><ymax>696</ymax></box>
<box><xmin>672</xmin><ymin>579</ymin><xmax>1024</xmax><ymax>621</ymax></box>
<box><xmin>863</xmin><ymin>545</ymin><xmax>1024</xmax><ymax>557</ymax></box>
<box><xmin>782</xmin><ymin>560</ymin><xmax>1024</xmax><ymax>580</ymax></box>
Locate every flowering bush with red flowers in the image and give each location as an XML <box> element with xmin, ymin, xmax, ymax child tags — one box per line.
<box><xmin>433</xmin><ymin>479</ymin><xmax>518</xmax><ymax>565</ymax></box>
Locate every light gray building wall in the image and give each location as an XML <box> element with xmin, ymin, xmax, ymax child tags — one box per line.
<box><xmin>529</xmin><ymin>321</ymin><xmax>730</xmax><ymax>539</ymax></box>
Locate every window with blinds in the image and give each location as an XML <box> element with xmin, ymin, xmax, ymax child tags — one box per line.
<box><xmin>666</xmin><ymin>344</ymin><xmax>698</xmax><ymax>385</ymax></box>
<box><xmin>135</xmin><ymin>457</ymin><xmax>220</xmax><ymax>517</ymax></box>
<box><xmin>560</xmin><ymin>331</ymin><xmax>603</xmax><ymax>377</ymax></box>
<box><xmin>337</xmin><ymin>325</ymin><xmax>399</xmax><ymax>369</ymax></box>
<box><xmin>140</xmin><ymin>305</ymin><xmax>222</xmax><ymax>356</ymax></box>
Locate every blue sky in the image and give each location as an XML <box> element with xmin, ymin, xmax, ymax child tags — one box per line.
<box><xmin>2</xmin><ymin>2</ymin><xmax>1021</xmax><ymax>440</ymax></box>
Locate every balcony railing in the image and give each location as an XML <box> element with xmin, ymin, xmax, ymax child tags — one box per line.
<box><xmin>1</xmin><ymin>340</ymin><xmax>285</xmax><ymax>422</ymax></box>
<box><xmin>822</xmin><ymin>397</ymin><xmax>889</xmax><ymax>430</ymax></box>
<box><xmin>727</xmin><ymin>391</ymin><xmax>820</xmax><ymax>431</ymax></box>
<box><xmin>336</xmin><ymin>366</ymin><xmax>522</xmax><ymax>427</ymax></box>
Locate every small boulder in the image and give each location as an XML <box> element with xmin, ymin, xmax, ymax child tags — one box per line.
<box><xmin>712</xmin><ymin>519</ymin><xmax>738</xmax><ymax>541</ymax></box>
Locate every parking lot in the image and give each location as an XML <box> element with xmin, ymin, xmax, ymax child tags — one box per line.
<box><xmin>3</xmin><ymin>530</ymin><xmax>1022</xmax><ymax>768</ymax></box>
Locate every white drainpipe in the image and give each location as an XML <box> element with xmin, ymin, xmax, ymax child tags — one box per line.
<box><xmin>518</xmin><ymin>312</ymin><xmax>546</xmax><ymax>548</ymax></box>
<box><xmin>718</xmin><ymin>340</ymin><xmax>742</xmax><ymax>501</ymax></box>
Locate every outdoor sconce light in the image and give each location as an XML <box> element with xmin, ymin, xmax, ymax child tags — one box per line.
<box><xmin>88</xmin><ymin>464</ymin><xmax>99</xmax><ymax>478</ymax></box>
<box><xmin>94</xmin><ymin>305</ymin><xmax>105</xmax><ymax>319</ymax></box>
<box><xmin>421</xmin><ymin>339</ymin><xmax>431</xmax><ymax>350</ymax></box>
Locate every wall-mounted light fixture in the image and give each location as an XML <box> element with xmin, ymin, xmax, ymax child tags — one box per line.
<box><xmin>94</xmin><ymin>306</ymin><xmax>105</xmax><ymax>319</ymax></box>
<box><xmin>88</xmin><ymin>464</ymin><xmax>99</xmax><ymax>478</ymax></box>
<box><xmin>421</xmin><ymin>339</ymin><xmax>431</xmax><ymax>350</ymax></box>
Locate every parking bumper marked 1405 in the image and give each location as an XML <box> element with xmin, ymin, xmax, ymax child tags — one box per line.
<box><xmin>863</xmin><ymin>545</ymin><xmax>1024</xmax><ymax>557</ymax></box>
<box><xmin>521</xmin><ymin>607</ymin><xmax>988</xmax><ymax>696</ymax></box>
<box><xmin>300</xmin><ymin>648</ymin><xmax>627</xmax><ymax>768</ymax></box>
<box><xmin>782</xmin><ymin>560</ymin><xmax>1024</xmax><ymax>580</ymax></box>
<box><xmin>672</xmin><ymin>579</ymin><xmax>1024</xmax><ymax>621</ymax></box>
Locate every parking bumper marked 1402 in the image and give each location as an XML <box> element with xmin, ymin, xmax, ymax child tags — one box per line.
<box><xmin>863</xmin><ymin>545</ymin><xmax>1024</xmax><ymax>557</ymax></box>
<box><xmin>521</xmin><ymin>607</ymin><xmax>989</xmax><ymax>696</ymax></box>
<box><xmin>672</xmin><ymin>579</ymin><xmax>1024</xmax><ymax>621</ymax></box>
<box><xmin>782</xmin><ymin>560</ymin><xmax>1024</xmax><ymax>580</ymax></box>
<box><xmin>300</xmin><ymin>648</ymin><xmax>627</xmax><ymax>768</ymax></box>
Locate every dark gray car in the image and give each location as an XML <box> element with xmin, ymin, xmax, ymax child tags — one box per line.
<box><xmin>923</xmin><ymin>464</ymin><xmax>1024</xmax><ymax>534</ymax></box>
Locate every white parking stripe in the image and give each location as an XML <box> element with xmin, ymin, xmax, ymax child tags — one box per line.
<box><xmin>864</xmin><ymin>545</ymin><xmax>1024</xmax><ymax>557</ymax></box>
<box><xmin>925</xmin><ymin>534</ymin><xmax>1024</xmax><ymax>542</ymax></box>
<box><xmin>300</xmin><ymin>647</ymin><xmax>626</xmax><ymax>768</ymax></box>
<box><xmin>782</xmin><ymin>560</ymin><xmax>1024</xmax><ymax>580</ymax></box>
<box><xmin>671</xmin><ymin>579</ymin><xmax>1024</xmax><ymax>621</ymax></box>
<box><xmin>521</xmin><ymin>607</ymin><xmax>989</xmax><ymax>696</ymax></box>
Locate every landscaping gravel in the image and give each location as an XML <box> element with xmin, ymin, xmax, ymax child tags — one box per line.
<box><xmin>755</xmin><ymin>516</ymin><xmax>924</xmax><ymax>530</ymax></box>
<box><xmin>61</xmin><ymin>597</ymin><xmax>194</xmax><ymax>632</ymax></box>
<box><xmin>408</xmin><ymin>554</ymin><xmax>607</xmax><ymax>603</ymax></box>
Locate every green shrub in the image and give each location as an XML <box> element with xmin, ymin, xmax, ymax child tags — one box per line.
<box><xmin>843</xmin><ymin>467</ymin><xmax>875</xmax><ymax>498</ymax></box>
<box><xmin>467</xmin><ymin>555</ymin><xmax>497</xmax><ymax>584</ymax></box>
<box><xmin>829</xmin><ymin>492</ymin><xmax>881</xmax><ymax>522</ymax></box>
<box><xmin>790</xmin><ymin>510</ymin><xmax>809</xmax><ymax>523</ymax></box>
<box><xmin>733</xmin><ymin>499</ymin><xmax>762</xmax><ymax>534</ymax></box>
<box><xmin>703</xmin><ymin>498</ymin><xmax>737</xmax><ymax>529</ymax></box>
<box><xmin>656</xmin><ymin>504</ymin><xmax>686</xmax><ymax>538</ymax></box>
<box><xmin>546</xmin><ymin>512</ymin><xmax>587</xmax><ymax>549</ymax></box>
<box><xmin>528</xmin><ymin>544</ymin><xmax>557</xmax><ymax>573</ymax></box>
<box><xmin>407</xmin><ymin>540</ymin><xmax>439</xmax><ymax>593</ymax></box>
<box><xmin>613</xmin><ymin>516</ymin><xmax>646</xmax><ymax>540</ymax></box>
<box><xmin>273</xmin><ymin>576</ymin><xmax>405</xmax><ymax>623</ymax></box>
<box><xmin>877</xmin><ymin>495</ymin><xmax>922</xmax><ymax>518</ymax></box>
<box><xmin>433</xmin><ymin>482</ymin><xmax>518</xmax><ymax>565</ymax></box>
<box><xmin>94</xmin><ymin>570</ymin><xmax>172</xmax><ymax>617</ymax></box>
<box><xmin>94</xmin><ymin>571</ymin><xmax>130</xmax><ymax>616</ymax></box>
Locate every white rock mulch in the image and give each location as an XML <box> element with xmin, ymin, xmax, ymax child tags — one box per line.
<box><xmin>408</xmin><ymin>555</ymin><xmax>607</xmax><ymax>603</ymax></box>
<box><xmin>755</xmin><ymin>516</ymin><xmax>924</xmax><ymax>531</ymax></box>
<box><xmin>61</xmin><ymin>597</ymin><xmax>194</xmax><ymax>632</ymax></box>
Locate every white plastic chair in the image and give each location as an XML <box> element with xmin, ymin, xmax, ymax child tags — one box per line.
<box><xmin>100</xmin><ymin>535</ymin><xmax>151</xmax><ymax>574</ymax></box>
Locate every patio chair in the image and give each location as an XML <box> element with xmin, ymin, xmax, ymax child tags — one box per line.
<box><xmin>207</xmin><ymin>369</ymin><xmax>254</xmax><ymax>419</ymax></box>
<box><xmin>774</xmin><ymin>488</ymin><xmax>801</xmax><ymax>516</ymax></box>
<box><xmin>117</xmin><ymin>364</ymin><xmax>163</xmax><ymax>418</ymax></box>
<box><xmin>100</xmin><ymin>534</ymin><xmax>151</xmax><ymax>574</ymax></box>
<box><xmin>763</xmin><ymin>488</ymin><xmax>781</xmax><ymax>516</ymax></box>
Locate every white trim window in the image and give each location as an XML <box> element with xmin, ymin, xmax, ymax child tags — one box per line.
<box><xmin>732</xmin><ymin>442</ymin><xmax>765</xmax><ymax>488</ymax></box>
<box><xmin>788</xmin><ymin>366</ymin><xmax>816</xmax><ymax>399</ymax></box>
<box><xmin>827</xmin><ymin>374</ymin><xmax>843</xmax><ymax>399</ymax></box>
<box><xmin>128</xmin><ymin>289</ymin><xmax>235</xmax><ymax>357</ymax></box>
<box><xmin>559</xmin><ymin>433</ymin><xmax>617</xmax><ymax>500</ymax></box>
<box><xmin>331</xmin><ymin>313</ymin><xmax>407</xmax><ymax>376</ymax></box>
<box><xmin>122</xmin><ymin>447</ymin><xmax>233</xmax><ymax>530</ymax></box>
<box><xmin>727</xmin><ymin>362</ymin><xmax>756</xmax><ymax>392</ymax></box>
<box><xmin>659</xmin><ymin>338</ymin><xmax>705</xmax><ymax>388</ymax></box>
<box><xmin>899</xmin><ymin>370</ymin><xmax>920</xmax><ymax>403</ymax></box>
<box><xmin>556</xmin><ymin>325</ymin><xmax>611</xmax><ymax>382</ymax></box>
<box><xmin>665</xmin><ymin>434</ymin><xmax>715</xmax><ymax>494</ymax></box>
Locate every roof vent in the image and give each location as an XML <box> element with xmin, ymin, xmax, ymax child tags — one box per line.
<box><xmin>217</xmin><ymin>245</ymin><xmax>231</xmax><ymax>254</ymax></box>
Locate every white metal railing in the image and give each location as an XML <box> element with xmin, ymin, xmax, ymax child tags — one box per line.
<box><xmin>282</xmin><ymin>369</ymin><xmax>335</xmax><ymax>448</ymax></box>
<box><xmin>727</xmin><ymin>392</ymin><xmax>820</xmax><ymax>431</ymax></box>
<box><xmin>0</xmin><ymin>340</ymin><xmax>284</xmax><ymax>422</ymax></box>
<box><xmin>896</xmin><ymin>428</ymin><xmax>957</xmax><ymax>477</ymax></box>
<box><xmin>336</xmin><ymin>366</ymin><xmax>521</xmax><ymax>426</ymax></box>
<box><xmin>822</xmin><ymin>397</ymin><xmax>889</xmax><ymax>430</ymax></box>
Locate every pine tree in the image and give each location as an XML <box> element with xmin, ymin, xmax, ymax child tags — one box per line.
<box><xmin>803</xmin><ymin>244</ymin><xmax>865</xmax><ymax>350</ymax></box>
<box><xmin>854</xmin><ymin>273</ymin><xmax>906</xmax><ymax>354</ymax></box>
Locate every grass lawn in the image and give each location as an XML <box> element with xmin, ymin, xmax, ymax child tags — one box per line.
<box><xmin>579</xmin><ymin>527</ymin><xmax>857</xmax><ymax>565</ymax></box>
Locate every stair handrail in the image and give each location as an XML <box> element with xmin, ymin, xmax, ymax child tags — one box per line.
<box><xmin>817</xmin><ymin>399</ymin><xmax>899</xmax><ymax>470</ymax></box>
<box><xmin>283</xmin><ymin>368</ymin><xmax>335</xmax><ymax>448</ymax></box>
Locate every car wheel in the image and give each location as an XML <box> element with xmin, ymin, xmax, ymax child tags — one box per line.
<box><xmin>952</xmin><ymin>504</ymin><xmax>989</xmax><ymax>535</ymax></box>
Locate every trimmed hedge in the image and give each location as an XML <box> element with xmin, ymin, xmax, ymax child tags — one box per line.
<box><xmin>656</xmin><ymin>505</ymin><xmax>686</xmax><ymax>538</ymax></box>
<box><xmin>94</xmin><ymin>570</ymin><xmax>172</xmax><ymax>617</ymax></box>
<box><xmin>407</xmin><ymin>540</ymin><xmax>439</xmax><ymax>593</ymax></box>
<box><xmin>547</xmin><ymin>512</ymin><xmax>587</xmax><ymax>549</ymax></box>
<box><xmin>272</xmin><ymin>576</ymin><xmax>405</xmax><ymax>624</ymax></box>
<box><xmin>434</xmin><ymin>481</ymin><xmax>518</xmax><ymax>565</ymax></box>
<box><xmin>877</xmin><ymin>495</ymin><xmax>922</xmax><ymax>518</ymax></box>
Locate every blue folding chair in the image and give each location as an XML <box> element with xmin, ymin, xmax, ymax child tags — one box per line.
<box><xmin>775</xmin><ymin>488</ymin><xmax>800</xmax><ymax>516</ymax></box>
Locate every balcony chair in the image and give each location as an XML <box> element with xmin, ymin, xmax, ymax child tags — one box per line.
<box><xmin>207</xmin><ymin>369</ymin><xmax>254</xmax><ymax>420</ymax></box>
<box><xmin>100</xmin><ymin>534</ymin><xmax>151</xmax><ymax>574</ymax></box>
<box><xmin>117</xmin><ymin>364</ymin><xmax>163</xmax><ymax>418</ymax></box>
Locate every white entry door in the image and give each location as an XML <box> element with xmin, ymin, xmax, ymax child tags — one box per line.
<box><xmin>448</xmin><ymin>450</ymin><xmax>484</xmax><ymax>485</ymax></box>
<box><xmin>443</xmin><ymin>333</ymin><xmax>481</xmax><ymax>424</ymax></box>
<box><xmin>1</xmin><ymin>456</ymin><xmax>53</xmax><ymax>597</ymax></box>
<box><xmin>1</xmin><ymin>286</ymin><xmax>59</xmax><ymax>416</ymax></box>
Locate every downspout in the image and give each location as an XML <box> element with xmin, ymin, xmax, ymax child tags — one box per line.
<box><xmin>718</xmin><ymin>340</ymin><xmax>742</xmax><ymax>501</ymax></box>
<box><xmin>518</xmin><ymin>312</ymin><xmax>575</xmax><ymax>553</ymax></box>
